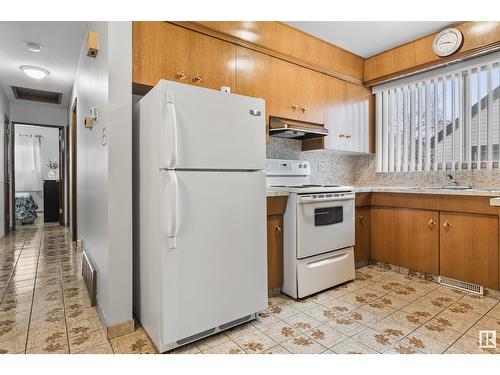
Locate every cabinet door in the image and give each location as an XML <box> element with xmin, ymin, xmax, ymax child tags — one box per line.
<box><xmin>132</xmin><ymin>21</ymin><xmax>190</xmax><ymax>87</ymax></box>
<box><xmin>345</xmin><ymin>83</ymin><xmax>371</xmax><ymax>153</ymax></box>
<box><xmin>267</xmin><ymin>214</ymin><xmax>284</xmax><ymax>290</ymax></box>
<box><xmin>394</xmin><ymin>208</ymin><xmax>439</xmax><ymax>274</ymax></box>
<box><xmin>132</xmin><ymin>22</ymin><xmax>235</xmax><ymax>91</ymax></box>
<box><xmin>370</xmin><ymin>207</ymin><xmax>396</xmax><ymax>264</ymax></box>
<box><xmin>354</xmin><ymin>207</ymin><xmax>371</xmax><ymax>268</ymax></box>
<box><xmin>235</xmin><ymin>47</ymin><xmax>299</xmax><ymax>122</ymax></box>
<box><xmin>188</xmin><ymin>30</ymin><xmax>236</xmax><ymax>90</ymax></box>
<box><xmin>440</xmin><ymin>212</ymin><xmax>499</xmax><ymax>289</ymax></box>
<box><xmin>296</xmin><ymin>67</ymin><xmax>325</xmax><ymax>124</ymax></box>
<box><xmin>323</xmin><ymin>76</ymin><xmax>346</xmax><ymax>150</ymax></box>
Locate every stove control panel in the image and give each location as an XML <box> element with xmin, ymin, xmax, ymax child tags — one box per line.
<box><xmin>265</xmin><ymin>159</ymin><xmax>311</xmax><ymax>176</ymax></box>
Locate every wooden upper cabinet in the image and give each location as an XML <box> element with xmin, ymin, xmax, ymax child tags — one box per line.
<box><xmin>394</xmin><ymin>208</ymin><xmax>439</xmax><ymax>275</ymax></box>
<box><xmin>236</xmin><ymin>46</ymin><xmax>324</xmax><ymax>124</ymax></box>
<box><xmin>323</xmin><ymin>76</ymin><xmax>346</xmax><ymax>150</ymax></box>
<box><xmin>132</xmin><ymin>22</ymin><xmax>235</xmax><ymax>91</ymax></box>
<box><xmin>440</xmin><ymin>212</ymin><xmax>499</xmax><ymax>289</ymax></box>
<box><xmin>295</xmin><ymin>67</ymin><xmax>324</xmax><ymax>124</ymax></box>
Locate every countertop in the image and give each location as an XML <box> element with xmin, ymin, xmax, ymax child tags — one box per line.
<box><xmin>266</xmin><ymin>191</ymin><xmax>289</xmax><ymax>197</ymax></box>
<box><xmin>354</xmin><ymin>186</ymin><xmax>500</xmax><ymax>197</ymax></box>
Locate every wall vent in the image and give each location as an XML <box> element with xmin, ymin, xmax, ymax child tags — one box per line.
<box><xmin>11</xmin><ymin>86</ymin><xmax>62</xmax><ymax>104</ymax></box>
<box><xmin>438</xmin><ymin>276</ymin><xmax>484</xmax><ymax>295</ymax></box>
<box><xmin>82</xmin><ymin>250</ymin><xmax>97</xmax><ymax>306</ymax></box>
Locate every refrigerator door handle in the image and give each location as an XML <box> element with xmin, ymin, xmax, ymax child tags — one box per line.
<box><xmin>167</xmin><ymin>170</ymin><xmax>179</xmax><ymax>249</ymax></box>
<box><xmin>163</xmin><ymin>91</ymin><xmax>178</xmax><ymax>168</ymax></box>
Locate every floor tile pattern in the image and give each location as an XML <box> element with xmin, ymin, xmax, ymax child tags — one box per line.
<box><xmin>1</xmin><ymin>224</ymin><xmax>499</xmax><ymax>354</ymax></box>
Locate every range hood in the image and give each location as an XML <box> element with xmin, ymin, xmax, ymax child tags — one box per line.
<box><xmin>268</xmin><ymin>116</ymin><xmax>328</xmax><ymax>139</ymax></box>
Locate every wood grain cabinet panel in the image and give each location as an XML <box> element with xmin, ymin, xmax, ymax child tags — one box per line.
<box><xmin>355</xmin><ymin>207</ymin><xmax>371</xmax><ymax>268</ymax></box>
<box><xmin>440</xmin><ymin>212</ymin><xmax>499</xmax><ymax>289</ymax></box>
<box><xmin>295</xmin><ymin>67</ymin><xmax>325</xmax><ymax>124</ymax></box>
<box><xmin>370</xmin><ymin>207</ymin><xmax>396</xmax><ymax>264</ymax></box>
<box><xmin>267</xmin><ymin>214</ymin><xmax>284</xmax><ymax>290</ymax></box>
<box><xmin>393</xmin><ymin>208</ymin><xmax>439</xmax><ymax>274</ymax></box>
<box><xmin>323</xmin><ymin>76</ymin><xmax>346</xmax><ymax>150</ymax></box>
<box><xmin>132</xmin><ymin>21</ymin><xmax>235</xmax><ymax>91</ymax></box>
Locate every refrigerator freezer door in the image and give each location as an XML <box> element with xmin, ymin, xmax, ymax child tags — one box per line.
<box><xmin>158</xmin><ymin>80</ymin><xmax>266</xmax><ymax>170</ymax></box>
<box><xmin>159</xmin><ymin>170</ymin><xmax>267</xmax><ymax>347</ymax></box>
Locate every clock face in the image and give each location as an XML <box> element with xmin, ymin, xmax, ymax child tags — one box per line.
<box><xmin>433</xmin><ymin>28</ymin><xmax>463</xmax><ymax>57</ymax></box>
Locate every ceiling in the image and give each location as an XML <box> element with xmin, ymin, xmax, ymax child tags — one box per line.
<box><xmin>0</xmin><ymin>22</ymin><xmax>87</xmax><ymax>108</ymax></box>
<box><xmin>284</xmin><ymin>21</ymin><xmax>456</xmax><ymax>58</ymax></box>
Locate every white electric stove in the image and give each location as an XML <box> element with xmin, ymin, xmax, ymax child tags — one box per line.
<box><xmin>266</xmin><ymin>159</ymin><xmax>356</xmax><ymax>298</ymax></box>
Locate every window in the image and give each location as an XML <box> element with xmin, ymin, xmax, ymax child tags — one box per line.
<box><xmin>374</xmin><ymin>52</ymin><xmax>500</xmax><ymax>172</ymax></box>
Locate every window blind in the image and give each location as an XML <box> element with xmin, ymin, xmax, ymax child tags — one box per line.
<box><xmin>374</xmin><ymin>52</ymin><xmax>500</xmax><ymax>173</ymax></box>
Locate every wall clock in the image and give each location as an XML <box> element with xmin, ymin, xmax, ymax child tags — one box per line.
<box><xmin>432</xmin><ymin>28</ymin><xmax>463</xmax><ymax>57</ymax></box>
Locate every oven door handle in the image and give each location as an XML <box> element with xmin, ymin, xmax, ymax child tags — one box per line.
<box><xmin>299</xmin><ymin>195</ymin><xmax>354</xmax><ymax>204</ymax></box>
<box><xmin>306</xmin><ymin>252</ymin><xmax>350</xmax><ymax>268</ymax></box>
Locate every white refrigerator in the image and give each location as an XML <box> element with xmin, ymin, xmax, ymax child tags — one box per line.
<box><xmin>133</xmin><ymin>80</ymin><xmax>268</xmax><ymax>352</ymax></box>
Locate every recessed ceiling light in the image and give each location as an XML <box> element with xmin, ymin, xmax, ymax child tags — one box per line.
<box><xmin>20</xmin><ymin>65</ymin><xmax>50</xmax><ymax>80</ymax></box>
<box><xmin>25</xmin><ymin>41</ymin><xmax>42</xmax><ymax>52</ymax></box>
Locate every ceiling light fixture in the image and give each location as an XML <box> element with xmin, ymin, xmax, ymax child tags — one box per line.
<box><xmin>20</xmin><ymin>65</ymin><xmax>50</xmax><ymax>80</ymax></box>
<box><xmin>25</xmin><ymin>41</ymin><xmax>42</xmax><ymax>52</ymax></box>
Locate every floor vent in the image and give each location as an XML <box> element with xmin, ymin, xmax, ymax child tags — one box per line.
<box><xmin>82</xmin><ymin>250</ymin><xmax>97</xmax><ymax>306</ymax></box>
<box><xmin>438</xmin><ymin>276</ymin><xmax>484</xmax><ymax>295</ymax></box>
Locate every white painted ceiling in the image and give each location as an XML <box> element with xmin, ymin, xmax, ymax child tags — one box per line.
<box><xmin>0</xmin><ymin>22</ymin><xmax>87</xmax><ymax>108</ymax></box>
<box><xmin>285</xmin><ymin>21</ymin><xmax>456</xmax><ymax>58</ymax></box>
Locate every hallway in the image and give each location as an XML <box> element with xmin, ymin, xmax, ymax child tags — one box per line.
<box><xmin>0</xmin><ymin>225</ymin><xmax>155</xmax><ymax>354</ymax></box>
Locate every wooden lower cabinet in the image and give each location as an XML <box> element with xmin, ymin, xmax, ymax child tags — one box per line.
<box><xmin>394</xmin><ymin>208</ymin><xmax>439</xmax><ymax>274</ymax></box>
<box><xmin>370</xmin><ymin>206</ymin><xmax>396</xmax><ymax>264</ymax></box>
<box><xmin>354</xmin><ymin>206</ymin><xmax>371</xmax><ymax>268</ymax></box>
<box><xmin>267</xmin><ymin>214</ymin><xmax>284</xmax><ymax>290</ymax></box>
<box><xmin>440</xmin><ymin>212</ymin><xmax>499</xmax><ymax>289</ymax></box>
<box><xmin>266</xmin><ymin>196</ymin><xmax>288</xmax><ymax>291</ymax></box>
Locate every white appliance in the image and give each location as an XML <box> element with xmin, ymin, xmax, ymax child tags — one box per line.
<box><xmin>134</xmin><ymin>80</ymin><xmax>268</xmax><ymax>352</ymax></box>
<box><xmin>266</xmin><ymin>159</ymin><xmax>356</xmax><ymax>298</ymax></box>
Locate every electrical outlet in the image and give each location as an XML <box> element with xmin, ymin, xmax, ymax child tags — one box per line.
<box><xmin>318</xmin><ymin>162</ymin><xmax>327</xmax><ymax>172</ymax></box>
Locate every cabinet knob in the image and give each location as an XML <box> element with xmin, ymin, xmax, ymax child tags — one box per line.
<box><xmin>274</xmin><ymin>226</ymin><xmax>282</xmax><ymax>233</ymax></box>
<box><xmin>357</xmin><ymin>215</ymin><xmax>363</xmax><ymax>221</ymax></box>
<box><xmin>291</xmin><ymin>104</ymin><xmax>298</xmax><ymax>110</ymax></box>
<box><xmin>339</xmin><ymin>134</ymin><xmax>345</xmax><ymax>138</ymax></box>
<box><xmin>427</xmin><ymin>219</ymin><xmax>436</xmax><ymax>228</ymax></box>
<box><xmin>301</xmin><ymin>106</ymin><xmax>308</xmax><ymax>112</ymax></box>
<box><xmin>346</xmin><ymin>134</ymin><xmax>352</xmax><ymax>139</ymax></box>
<box><xmin>192</xmin><ymin>74</ymin><xmax>203</xmax><ymax>83</ymax></box>
<box><xmin>443</xmin><ymin>221</ymin><xmax>452</xmax><ymax>229</ymax></box>
<box><xmin>176</xmin><ymin>71</ymin><xmax>186</xmax><ymax>80</ymax></box>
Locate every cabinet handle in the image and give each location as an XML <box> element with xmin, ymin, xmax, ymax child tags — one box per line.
<box><xmin>443</xmin><ymin>221</ymin><xmax>452</xmax><ymax>229</ymax></box>
<box><xmin>301</xmin><ymin>106</ymin><xmax>308</xmax><ymax>112</ymax></box>
<box><xmin>192</xmin><ymin>74</ymin><xmax>203</xmax><ymax>83</ymax></box>
<box><xmin>274</xmin><ymin>226</ymin><xmax>282</xmax><ymax>233</ymax></box>
<box><xmin>357</xmin><ymin>215</ymin><xmax>363</xmax><ymax>221</ymax></box>
<box><xmin>427</xmin><ymin>219</ymin><xmax>436</xmax><ymax>228</ymax></box>
<box><xmin>291</xmin><ymin>104</ymin><xmax>298</xmax><ymax>111</ymax></box>
<box><xmin>176</xmin><ymin>71</ymin><xmax>186</xmax><ymax>80</ymax></box>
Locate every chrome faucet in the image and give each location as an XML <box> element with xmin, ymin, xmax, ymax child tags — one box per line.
<box><xmin>447</xmin><ymin>174</ymin><xmax>458</xmax><ymax>185</ymax></box>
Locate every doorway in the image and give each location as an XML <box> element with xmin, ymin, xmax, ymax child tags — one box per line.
<box><xmin>3</xmin><ymin>113</ymin><xmax>11</xmax><ymax>235</ymax></box>
<box><xmin>12</xmin><ymin>122</ymin><xmax>65</xmax><ymax>229</ymax></box>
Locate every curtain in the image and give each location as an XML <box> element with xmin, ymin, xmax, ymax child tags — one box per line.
<box><xmin>16</xmin><ymin>136</ymin><xmax>43</xmax><ymax>191</ymax></box>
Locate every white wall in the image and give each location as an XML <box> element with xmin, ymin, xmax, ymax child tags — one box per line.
<box><xmin>15</xmin><ymin>124</ymin><xmax>59</xmax><ymax>211</ymax></box>
<box><xmin>0</xmin><ymin>87</ymin><xmax>10</xmax><ymax>238</ymax></box>
<box><xmin>10</xmin><ymin>101</ymin><xmax>67</xmax><ymax>127</ymax></box>
<box><xmin>69</xmin><ymin>21</ymin><xmax>132</xmax><ymax>327</ymax></box>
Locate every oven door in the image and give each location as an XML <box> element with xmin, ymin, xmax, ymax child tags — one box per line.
<box><xmin>296</xmin><ymin>193</ymin><xmax>355</xmax><ymax>259</ymax></box>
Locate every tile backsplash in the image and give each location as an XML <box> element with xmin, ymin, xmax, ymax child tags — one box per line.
<box><xmin>267</xmin><ymin>138</ymin><xmax>500</xmax><ymax>188</ymax></box>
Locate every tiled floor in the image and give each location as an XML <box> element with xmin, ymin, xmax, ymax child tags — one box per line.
<box><xmin>1</xmin><ymin>223</ymin><xmax>499</xmax><ymax>354</ymax></box>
